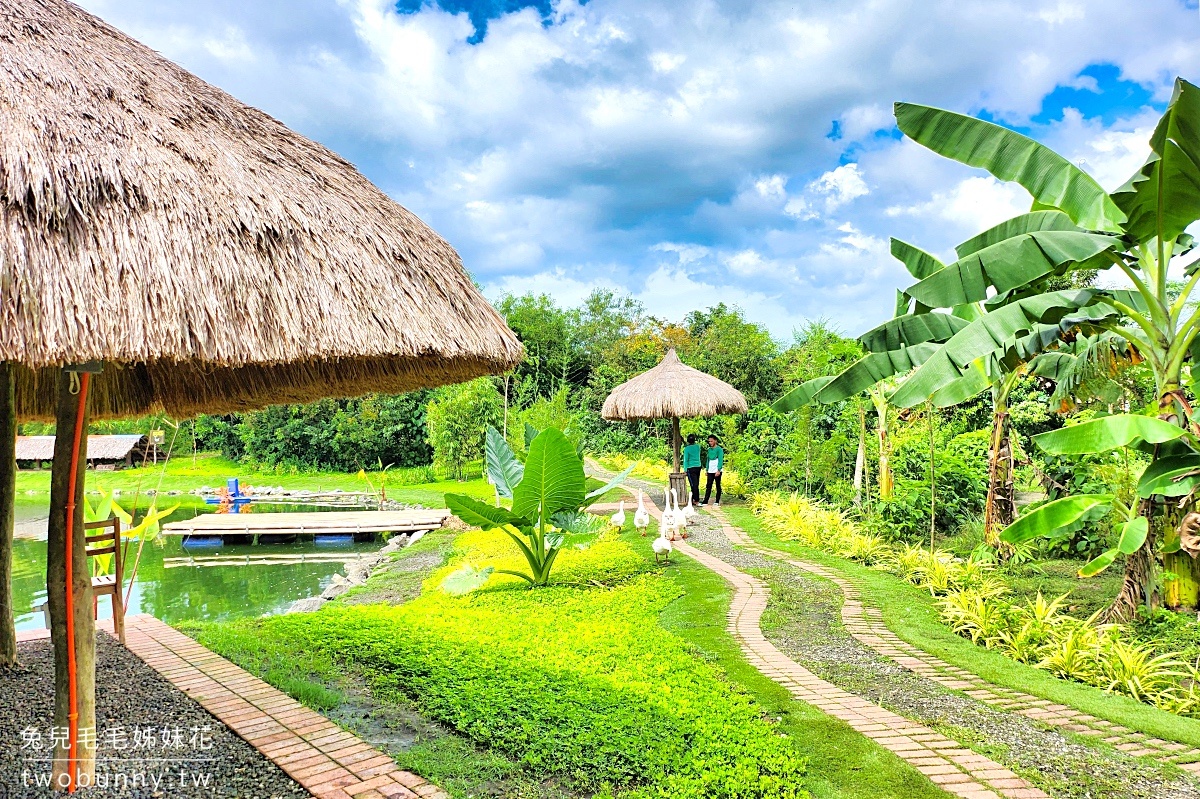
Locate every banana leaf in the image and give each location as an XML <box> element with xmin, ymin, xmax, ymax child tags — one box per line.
<box><xmin>1137</xmin><ymin>453</ymin><xmax>1200</xmax><ymax>498</ymax></box>
<box><xmin>773</xmin><ymin>376</ymin><xmax>836</xmax><ymax>412</ymax></box>
<box><xmin>858</xmin><ymin>313</ymin><xmax>969</xmax><ymax>353</ymax></box>
<box><xmin>1000</xmin><ymin>494</ymin><xmax>1114</xmax><ymax>545</ymax></box>
<box><xmin>813</xmin><ymin>343</ymin><xmax>940</xmax><ymax>405</ymax></box>
<box><xmin>905</xmin><ymin>230</ymin><xmax>1117</xmax><ymax>308</ymax></box>
<box><xmin>891</xmin><ymin>238</ymin><xmax>945</xmax><ymax>280</ymax></box>
<box><xmin>889</xmin><ymin>290</ymin><xmax>1101</xmax><ymax>407</ymax></box>
<box><xmin>894</xmin><ymin>102</ymin><xmax>1125</xmax><ymax>233</ymax></box>
<box><xmin>1112</xmin><ymin>78</ymin><xmax>1200</xmax><ymax>246</ymax></box>
<box><xmin>929</xmin><ymin>361</ymin><xmax>992</xmax><ymax>407</ymax></box>
<box><xmin>1032</xmin><ymin>414</ymin><xmax>1188</xmax><ymax>455</ymax></box>
<box><xmin>955</xmin><ymin>210</ymin><xmax>1081</xmax><ymax>259</ymax></box>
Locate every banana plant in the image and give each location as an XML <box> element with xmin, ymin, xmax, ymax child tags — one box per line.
<box><xmin>887</xmin><ymin>77</ymin><xmax>1200</xmax><ymax>619</ymax></box>
<box><xmin>775</xmin><ymin>235</ymin><xmax>1103</xmax><ymax>537</ymax></box>
<box><xmin>442</xmin><ymin>427</ymin><xmax>631</xmax><ymax>593</ymax></box>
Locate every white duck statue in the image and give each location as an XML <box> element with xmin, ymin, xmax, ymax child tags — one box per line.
<box><xmin>634</xmin><ymin>490</ymin><xmax>651</xmax><ymax>536</ymax></box>
<box><xmin>652</xmin><ymin>526</ymin><xmax>673</xmax><ymax>564</ymax></box>
<box><xmin>610</xmin><ymin>500</ymin><xmax>626</xmax><ymax>530</ymax></box>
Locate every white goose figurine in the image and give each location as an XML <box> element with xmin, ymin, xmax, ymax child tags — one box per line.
<box><xmin>652</xmin><ymin>526</ymin><xmax>673</xmax><ymax>563</ymax></box>
<box><xmin>673</xmin><ymin>489</ymin><xmax>689</xmax><ymax>538</ymax></box>
<box><xmin>660</xmin><ymin>487</ymin><xmax>677</xmax><ymax>537</ymax></box>
<box><xmin>610</xmin><ymin>500</ymin><xmax>627</xmax><ymax>530</ymax></box>
<box><xmin>683</xmin><ymin>492</ymin><xmax>698</xmax><ymax>520</ymax></box>
<box><xmin>634</xmin><ymin>490</ymin><xmax>651</xmax><ymax>536</ymax></box>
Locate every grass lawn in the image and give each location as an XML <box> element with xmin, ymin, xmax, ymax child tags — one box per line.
<box><xmin>16</xmin><ymin>452</ymin><xmax>495</xmax><ymax>507</ymax></box>
<box><xmin>187</xmin><ymin>515</ymin><xmax>953</xmax><ymax>798</ymax></box>
<box><xmin>724</xmin><ymin>506</ymin><xmax>1200</xmax><ymax>751</ymax></box>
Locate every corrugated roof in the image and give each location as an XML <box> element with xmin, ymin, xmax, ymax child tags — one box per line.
<box><xmin>16</xmin><ymin>434</ymin><xmax>146</xmax><ymax>461</ymax></box>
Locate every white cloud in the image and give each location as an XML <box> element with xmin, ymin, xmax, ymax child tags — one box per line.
<box><xmin>886</xmin><ymin>176</ymin><xmax>1031</xmax><ymax>240</ymax></box>
<box><xmin>807</xmin><ymin>164</ymin><xmax>870</xmax><ymax>214</ymax></box>
<box><xmin>72</xmin><ymin>0</ymin><xmax>1200</xmax><ymax>336</ymax></box>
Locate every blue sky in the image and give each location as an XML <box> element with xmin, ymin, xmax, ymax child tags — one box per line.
<box><xmin>79</xmin><ymin>0</ymin><xmax>1200</xmax><ymax>338</ymax></box>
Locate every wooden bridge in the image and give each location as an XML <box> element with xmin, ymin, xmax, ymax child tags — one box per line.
<box><xmin>162</xmin><ymin>508</ymin><xmax>451</xmax><ymax>542</ymax></box>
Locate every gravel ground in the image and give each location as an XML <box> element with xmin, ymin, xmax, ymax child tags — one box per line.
<box><xmin>676</xmin><ymin>508</ymin><xmax>1200</xmax><ymax>799</ymax></box>
<box><xmin>0</xmin><ymin>634</ymin><xmax>311</xmax><ymax>799</ymax></box>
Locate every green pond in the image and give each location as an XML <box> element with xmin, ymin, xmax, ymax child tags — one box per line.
<box><xmin>12</xmin><ymin>495</ymin><xmax>380</xmax><ymax>631</ymax></box>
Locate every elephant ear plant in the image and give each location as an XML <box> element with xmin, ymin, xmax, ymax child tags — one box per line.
<box><xmin>442</xmin><ymin>427</ymin><xmax>632</xmax><ymax>594</ymax></box>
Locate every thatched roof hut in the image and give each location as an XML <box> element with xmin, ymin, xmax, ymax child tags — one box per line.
<box><xmin>602</xmin><ymin>349</ymin><xmax>748</xmax><ymax>422</ymax></box>
<box><xmin>0</xmin><ymin>0</ymin><xmax>523</xmax><ymax>420</ymax></box>
<box><xmin>15</xmin><ymin>434</ymin><xmax>147</xmax><ymax>467</ymax></box>
<box><xmin>601</xmin><ymin>349</ymin><xmax>747</xmax><ymax>474</ymax></box>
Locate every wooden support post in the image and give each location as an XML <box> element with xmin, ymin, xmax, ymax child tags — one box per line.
<box><xmin>47</xmin><ymin>372</ymin><xmax>95</xmax><ymax>789</ymax></box>
<box><xmin>0</xmin><ymin>362</ymin><xmax>16</xmax><ymax>666</ymax></box>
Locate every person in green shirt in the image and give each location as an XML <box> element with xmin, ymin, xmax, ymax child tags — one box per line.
<box><xmin>702</xmin><ymin>435</ymin><xmax>725</xmax><ymax>507</ymax></box>
<box><xmin>682</xmin><ymin>434</ymin><xmax>702</xmax><ymax>505</ymax></box>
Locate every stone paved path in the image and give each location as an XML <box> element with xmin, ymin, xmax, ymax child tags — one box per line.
<box><xmin>710</xmin><ymin>507</ymin><xmax>1200</xmax><ymax>774</ymax></box>
<box><xmin>26</xmin><ymin>616</ymin><xmax>449</xmax><ymax>799</ymax></box>
<box><xmin>602</xmin><ymin>494</ymin><xmax>1048</xmax><ymax>799</ymax></box>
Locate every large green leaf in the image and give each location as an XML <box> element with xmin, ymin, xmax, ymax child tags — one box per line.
<box><xmin>1137</xmin><ymin>453</ymin><xmax>1200</xmax><ymax>498</ymax></box>
<box><xmin>485</xmin><ymin>426</ymin><xmax>524</xmax><ymax>499</ymax></box>
<box><xmin>813</xmin><ymin>343</ymin><xmax>941</xmax><ymax>404</ymax></box>
<box><xmin>930</xmin><ymin>362</ymin><xmax>992</xmax><ymax>407</ymax></box>
<box><xmin>585</xmin><ymin>463</ymin><xmax>636</xmax><ymax>500</ymax></box>
<box><xmin>894</xmin><ymin>102</ymin><xmax>1125</xmax><ymax>232</ymax></box>
<box><xmin>1116</xmin><ymin>517</ymin><xmax>1149</xmax><ymax>555</ymax></box>
<box><xmin>1001</xmin><ymin>494</ymin><xmax>1114</xmax><ymax>545</ymax></box>
<box><xmin>1033</xmin><ymin>414</ymin><xmax>1188</xmax><ymax>455</ymax></box>
<box><xmin>905</xmin><ymin>230</ymin><xmax>1117</xmax><ymax>308</ymax></box>
<box><xmin>1112</xmin><ymin>78</ymin><xmax>1200</xmax><ymax>246</ymax></box>
<box><xmin>445</xmin><ymin>493</ymin><xmax>529</xmax><ymax>530</ymax></box>
<box><xmin>513</xmin><ymin>428</ymin><xmax>586</xmax><ymax>521</ymax></box>
<box><xmin>890</xmin><ymin>290</ymin><xmax>1100</xmax><ymax>407</ymax></box>
<box><xmin>955</xmin><ymin>210</ymin><xmax>1081</xmax><ymax>259</ymax></box>
<box><xmin>858</xmin><ymin>313</ymin><xmax>968</xmax><ymax>353</ymax></box>
<box><xmin>441</xmin><ymin>564</ymin><xmax>496</xmax><ymax>595</ymax></box>
<box><xmin>1078</xmin><ymin>549</ymin><xmax>1119</xmax><ymax>578</ymax></box>
<box><xmin>891</xmin><ymin>238</ymin><xmax>945</xmax><ymax>280</ymax></box>
<box><xmin>773</xmin><ymin>376</ymin><xmax>836</xmax><ymax>412</ymax></box>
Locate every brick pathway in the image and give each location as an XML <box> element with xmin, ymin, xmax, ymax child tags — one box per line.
<box><xmin>118</xmin><ymin>615</ymin><xmax>446</xmax><ymax>799</ymax></box>
<box><xmin>710</xmin><ymin>508</ymin><xmax>1200</xmax><ymax>774</ymax></box>
<box><xmin>599</xmin><ymin>495</ymin><xmax>1047</xmax><ymax>799</ymax></box>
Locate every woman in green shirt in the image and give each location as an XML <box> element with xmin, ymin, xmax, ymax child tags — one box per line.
<box><xmin>682</xmin><ymin>434</ymin><xmax>702</xmax><ymax>505</ymax></box>
<box><xmin>702</xmin><ymin>435</ymin><xmax>725</xmax><ymax>507</ymax></box>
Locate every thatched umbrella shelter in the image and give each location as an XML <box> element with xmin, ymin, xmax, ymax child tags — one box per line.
<box><xmin>0</xmin><ymin>0</ymin><xmax>522</xmax><ymax>789</ymax></box>
<box><xmin>601</xmin><ymin>349</ymin><xmax>747</xmax><ymax>496</ymax></box>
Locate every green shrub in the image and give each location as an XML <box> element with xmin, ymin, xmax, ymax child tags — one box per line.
<box><xmin>196</xmin><ymin>529</ymin><xmax>809</xmax><ymax>799</ymax></box>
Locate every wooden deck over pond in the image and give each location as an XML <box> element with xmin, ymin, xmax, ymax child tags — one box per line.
<box><xmin>162</xmin><ymin>508</ymin><xmax>451</xmax><ymax>537</ymax></box>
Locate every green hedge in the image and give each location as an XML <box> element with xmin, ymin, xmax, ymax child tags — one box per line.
<box><xmin>196</xmin><ymin>531</ymin><xmax>809</xmax><ymax>798</ymax></box>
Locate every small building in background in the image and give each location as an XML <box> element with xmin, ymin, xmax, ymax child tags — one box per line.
<box><xmin>15</xmin><ymin>434</ymin><xmax>151</xmax><ymax>470</ymax></box>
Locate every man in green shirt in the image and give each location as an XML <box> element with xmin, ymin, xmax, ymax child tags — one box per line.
<box><xmin>702</xmin><ymin>435</ymin><xmax>725</xmax><ymax>507</ymax></box>
<box><xmin>682</xmin><ymin>434</ymin><xmax>702</xmax><ymax>505</ymax></box>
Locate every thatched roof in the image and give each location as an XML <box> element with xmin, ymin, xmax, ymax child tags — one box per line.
<box><xmin>601</xmin><ymin>349</ymin><xmax>748</xmax><ymax>421</ymax></box>
<box><xmin>16</xmin><ymin>434</ymin><xmax>144</xmax><ymax>461</ymax></box>
<box><xmin>0</xmin><ymin>0</ymin><xmax>522</xmax><ymax>420</ymax></box>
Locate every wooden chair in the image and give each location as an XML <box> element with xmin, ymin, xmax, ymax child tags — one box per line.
<box><xmin>85</xmin><ymin>518</ymin><xmax>125</xmax><ymax>644</ymax></box>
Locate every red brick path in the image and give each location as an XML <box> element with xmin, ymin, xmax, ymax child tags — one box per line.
<box><xmin>111</xmin><ymin>615</ymin><xmax>447</xmax><ymax>799</ymax></box>
<box><xmin>711</xmin><ymin>508</ymin><xmax>1200</xmax><ymax>774</ymax></box>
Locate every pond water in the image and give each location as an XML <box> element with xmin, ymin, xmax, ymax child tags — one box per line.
<box><xmin>12</xmin><ymin>495</ymin><xmax>380</xmax><ymax>631</ymax></box>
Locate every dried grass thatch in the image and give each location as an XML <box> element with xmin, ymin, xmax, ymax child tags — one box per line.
<box><xmin>601</xmin><ymin>349</ymin><xmax>748</xmax><ymax>421</ymax></box>
<box><xmin>0</xmin><ymin>0</ymin><xmax>522</xmax><ymax>420</ymax></box>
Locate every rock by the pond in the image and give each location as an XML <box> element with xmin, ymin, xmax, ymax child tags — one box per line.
<box><xmin>287</xmin><ymin>597</ymin><xmax>327</xmax><ymax>614</ymax></box>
